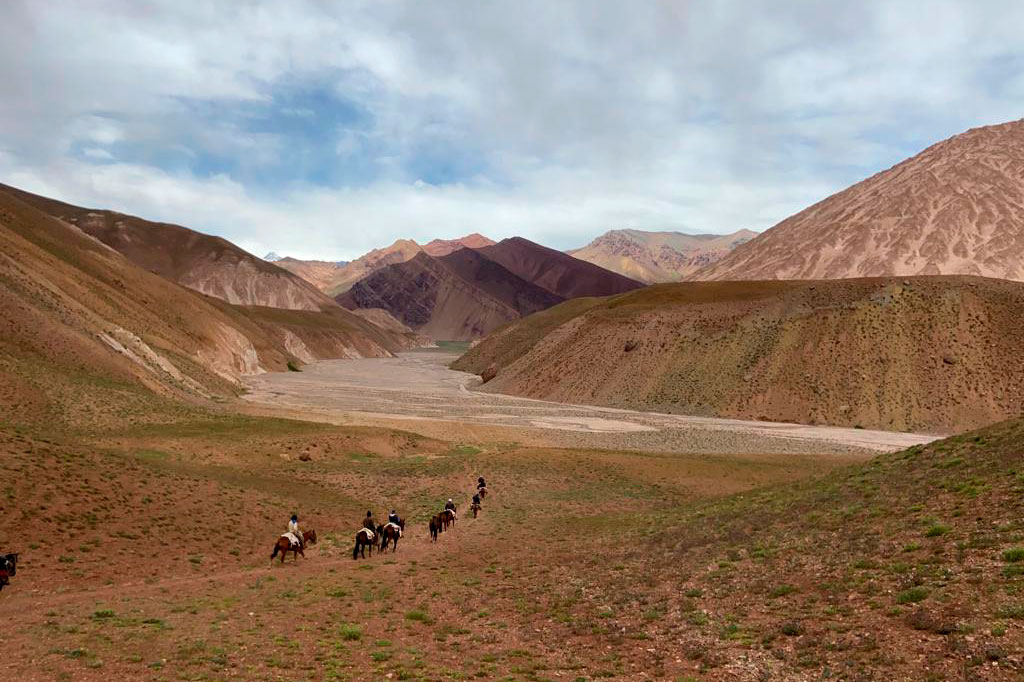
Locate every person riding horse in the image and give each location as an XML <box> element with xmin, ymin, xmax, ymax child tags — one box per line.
<box><xmin>445</xmin><ymin>498</ymin><xmax>456</xmax><ymax>513</ymax></box>
<box><xmin>472</xmin><ymin>492</ymin><xmax>481</xmax><ymax>507</ymax></box>
<box><xmin>477</xmin><ymin>476</ymin><xmax>486</xmax><ymax>490</ymax></box>
<box><xmin>286</xmin><ymin>514</ymin><xmax>304</xmax><ymax>550</ymax></box>
<box><xmin>387</xmin><ymin>509</ymin><xmax>401</xmax><ymax>529</ymax></box>
<box><xmin>363</xmin><ymin>511</ymin><xmax>375</xmax><ymax>531</ymax></box>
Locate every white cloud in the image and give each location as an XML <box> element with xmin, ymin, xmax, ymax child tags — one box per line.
<box><xmin>1</xmin><ymin>0</ymin><xmax>1023</xmax><ymax>259</ymax></box>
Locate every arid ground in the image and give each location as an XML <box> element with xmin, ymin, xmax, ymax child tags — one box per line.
<box><xmin>241</xmin><ymin>350</ymin><xmax>934</xmax><ymax>455</ymax></box>
<box><xmin>4</xmin><ymin>352</ymin><xmax>1021</xmax><ymax>681</ymax></box>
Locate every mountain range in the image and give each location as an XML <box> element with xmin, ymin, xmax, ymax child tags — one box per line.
<box><xmin>337</xmin><ymin>238</ymin><xmax>642</xmax><ymax>340</ymax></box>
<box><xmin>568</xmin><ymin>228</ymin><xmax>757</xmax><ymax>283</ymax></box>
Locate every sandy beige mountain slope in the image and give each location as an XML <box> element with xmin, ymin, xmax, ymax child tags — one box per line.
<box><xmin>696</xmin><ymin>119</ymin><xmax>1024</xmax><ymax>281</ymax></box>
<box><xmin>0</xmin><ymin>187</ymin><xmax>414</xmax><ymax>429</ymax></box>
<box><xmin>569</xmin><ymin>228</ymin><xmax>756</xmax><ymax>282</ymax></box>
<box><xmin>454</xmin><ymin>276</ymin><xmax>1024</xmax><ymax>433</ymax></box>
<box><xmin>272</xmin><ymin>257</ymin><xmax>349</xmax><ymax>291</ymax></box>
<box><xmin>1</xmin><ymin>184</ymin><xmax>338</xmax><ymax>311</ymax></box>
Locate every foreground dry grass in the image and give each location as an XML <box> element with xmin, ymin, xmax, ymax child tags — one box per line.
<box><xmin>3</xmin><ymin>409</ymin><xmax>1022</xmax><ymax>681</ymax></box>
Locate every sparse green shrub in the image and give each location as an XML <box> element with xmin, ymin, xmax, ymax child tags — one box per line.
<box><xmin>925</xmin><ymin>524</ymin><xmax>951</xmax><ymax>537</ymax></box>
<box><xmin>897</xmin><ymin>587</ymin><xmax>929</xmax><ymax>604</ymax></box>
<box><xmin>338</xmin><ymin>623</ymin><xmax>362</xmax><ymax>640</ymax></box>
<box><xmin>1002</xmin><ymin>548</ymin><xmax>1024</xmax><ymax>563</ymax></box>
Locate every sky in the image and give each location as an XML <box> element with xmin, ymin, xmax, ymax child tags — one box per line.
<box><xmin>1</xmin><ymin>1</ymin><xmax>1023</xmax><ymax>261</ymax></box>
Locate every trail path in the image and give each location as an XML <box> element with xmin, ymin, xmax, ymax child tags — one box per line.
<box><xmin>241</xmin><ymin>350</ymin><xmax>938</xmax><ymax>455</ymax></box>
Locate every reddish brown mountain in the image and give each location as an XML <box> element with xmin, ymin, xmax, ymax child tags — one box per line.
<box><xmin>422</xmin><ymin>233</ymin><xmax>496</xmax><ymax>257</ymax></box>
<box><xmin>476</xmin><ymin>237</ymin><xmax>644</xmax><ymax>298</ymax></box>
<box><xmin>696</xmin><ymin>119</ymin><xmax>1024</xmax><ymax>281</ymax></box>
<box><xmin>1</xmin><ymin>184</ymin><xmax>337</xmax><ymax>311</ymax></box>
<box><xmin>337</xmin><ymin>250</ymin><xmax>562</xmax><ymax>341</ymax></box>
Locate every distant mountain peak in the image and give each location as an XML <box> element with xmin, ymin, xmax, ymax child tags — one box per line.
<box><xmin>264</xmin><ymin>251</ymin><xmax>282</xmax><ymax>261</ymax></box>
<box><xmin>569</xmin><ymin>228</ymin><xmax>756</xmax><ymax>283</ymax></box>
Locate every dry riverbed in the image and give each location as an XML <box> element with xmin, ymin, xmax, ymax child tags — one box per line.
<box><xmin>241</xmin><ymin>349</ymin><xmax>936</xmax><ymax>456</ymax></box>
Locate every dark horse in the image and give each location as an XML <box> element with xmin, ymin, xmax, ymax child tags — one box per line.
<box><xmin>440</xmin><ymin>508</ymin><xmax>457</xmax><ymax>530</ymax></box>
<box><xmin>0</xmin><ymin>553</ymin><xmax>18</xmax><ymax>592</ymax></box>
<box><xmin>270</xmin><ymin>530</ymin><xmax>317</xmax><ymax>564</ymax></box>
<box><xmin>478</xmin><ymin>486</ymin><xmax>488</xmax><ymax>500</ymax></box>
<box><xmin>378</xmin><ymin>519</ymin><xmax>405</xmax><ymax>553</ymax></box>
<box><xmin>352</xmin><ymin>527</ymin><xmax>376</xmax><ymax>560</ymax></box>
<box><xmin>470</xmin><ymin>501</ymin><xmax>481</xmax><ymax>518</ymax></box>
<box><xmin>429</xmin><ymin>515</ymin><xmax>440</xmax><ymax>542</ymax></box>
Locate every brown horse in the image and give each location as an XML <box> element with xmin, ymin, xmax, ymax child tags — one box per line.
<box><xmin>478</xmin><ymin>486</ymin><xmax>488</xmax><ymax>500</ymax></box>
<box><xmin>353</xmin><ymin>527</ymin><xmax>376</xmax><ymax>560</ymax></box>
<box><xmin>440</xmin><ymin>508</ymin><xmax>457</xmax><ymax>530</ymax></box>
<box><xmin>470</xmin><ymin>502</ymin><xmax>481</xmax><ymax>518</ymax></box>
<box><xmin>429</xmin><ymin>515</ymin><xmax>440</xmax><ymax>542</ymax></box>
<box><xmin>378</xmin><ymin>520</ymin><xmax>405</xmax><ymax>552</ymax></box>
<box><xmin>271</xmin><ymin>530</ymin><xmax>316</xmax><ymax>564</ymax></box>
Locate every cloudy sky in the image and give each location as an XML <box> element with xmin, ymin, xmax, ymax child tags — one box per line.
<box><xmin>2</xmin><ymin>1</ymin><xmax>1022</xmax><ymax>260</ymax></box>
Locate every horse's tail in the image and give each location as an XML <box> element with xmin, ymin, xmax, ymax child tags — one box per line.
<box><xmin>352</xmin><ymin>534</ymin><xmax>360</xmax><ymax>560</ymax></box>
<box><xmin>271</xmin><ymin>540</ymin><xmax>280</xmax><ymax>560</ymax></box>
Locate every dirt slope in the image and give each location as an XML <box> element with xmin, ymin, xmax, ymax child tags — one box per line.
<box><xmin>272</xmin><ymin>257</ymin><xmax>349</xmax><ymax>291</ymax></box>
<box><xmin>1</xmin><ymin>184</ymin><xmax>338</xmax><ymax>311</ymax></box>
<box><xmin>422</xmin><ymin>232</ymin><xmax>496</xmax><ymax>256</ymax></box>
<box><xmin>476</xmin><ymin>236</ymin><xmax>645</xmax><ymax>298</ymax></box>
<box><xmin>0</xmin><ymin>187</ymin><xmax>409</xmax><ymax>428</ymax></box>
<box><xmin>696</xmin><ymin>119</ymin><xmax>1024</xmax><ymax>281</ymax></box>
<box><xmin>337</xmin><ymin>251</ymin><xmax>557</xmax><ymax>341</ymax></box>
<box><xmin>569</xmin><ymin>228</ymin><xmax>757</xmax><ymax>282</ymax></box>
<box><xmin>455</xmin><ymin>276</ymin><xmax>1024</xmax><ymax>433</ymax></box>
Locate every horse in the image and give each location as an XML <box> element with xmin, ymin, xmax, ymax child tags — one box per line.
<box><xmin>378</xmin><ymin>519</ymin><xmax>405</xmax><ymax>553</ymax></box>
<box><xmin>0</xmin><ymin>553</ymin><xmax>17</xmax><ymax>591</ymax></box>
<box><xmin>440</xmin><ymin>507</ymin><xmax>457</xmax><ymax>530</ymax></box>
<box><xmin>429</xmin><ymin>515</ymin><xmax>440</xmax><ymax>542</ymax></box>
<box><xmin>470</xmin><ymin>501</ymin><xmax>481</xmax><ymax>518</ymax></box>
<box><xmin>478</xmin><ymin>486</ymin><xmax>488</xmax><ymax>500</ymax></box>
<box><xmin>270</xmin><ymin>530</ymin><xmax>316</xmax><ymax>564</ymax></box>
<box><xmin>353</xmin><ymin>527</ymin><xmax>376</xmax><ymax>560</ymax></box>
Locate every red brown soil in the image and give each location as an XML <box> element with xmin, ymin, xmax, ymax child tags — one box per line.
<box><xmin>455</xmin><ymin>276</ymin><xmax>1024</xmax><ymax>433</ymax></box>
<box><xmin>697</xmin><ymin>119</ymin><xmax>1024</xmax><ymax>281</ymax></box>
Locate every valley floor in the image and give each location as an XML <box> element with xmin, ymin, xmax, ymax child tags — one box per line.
<box><xmin>3</xmin><ymin>353</ymin><xmax>1018</xmax><ymax>681</ymax></box>
<box><xmin>240</xmin><ymin>350</ymin><xmax>936</xmax><ymax>456</ymax></box>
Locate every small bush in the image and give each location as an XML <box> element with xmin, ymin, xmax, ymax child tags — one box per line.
<box><xmin>338</xmin><ymin>624</ymin><xmax>362</xmax><ymax>641</ymax></box>
<box><xmin>781</xmin><ymin>622</ymin><xmax>803</xmax><ymax>636</ymax></box>
<box><xmin>897</xmin><ymin>587</ymin><xmax>929</xmax><ymax>604</ymax></box>
<box><xmin>769</xmin><ymin>585</ymin><xmax>797</xmax><ymax>598</ymax></box>
<box><xmin>405</xmin><ymin>609</ymin><xmax>433</xmax><ymax>624</ymax></box>
<box><xmin>287</xmin><ymin>361</ymin><xmax>302</xmax><ymax>372</ymax></box>
<box><xmin>925</xmin><ymin>524</ymin><xmax>951</xmax><ymax>538</ymax></box>
<box><xmin>1002</xmin><ymin>548</ymin><xmax>1024</xmax><ymax>563</ymax></box>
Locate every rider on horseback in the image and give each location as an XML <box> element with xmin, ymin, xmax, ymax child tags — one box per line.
<box><xmin>477</xmin><ymin>476</ymin><xmax>486</xmax><ymax>490</ymax></box>
<box><xmin>363</xmin><ymin>510</ymin><xmax>375</xmax><ymax>531</ymax></box>
<box><xmin>287</xmin><ymin>514</ymin><xmax>304</xmax><ymax>550</ymax></box>
<box><xmin>472</xmin><ymin>492</ymin><xmax>481</xmax><ymax>506</ymax></box>
<box><xmin>445</xmin><ymin>498</ymin><xmax>456</xmax><ymax>512</ymax></box>
<box><xmin>388</xmin><ymin>509</ymin><xmax>400</xmax><ymax>526</ymax></box>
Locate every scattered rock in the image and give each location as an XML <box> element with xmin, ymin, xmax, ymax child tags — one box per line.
<box><xmin>481</xmin><ymin>364</ymin><xmax>498</xmax><ymax>383</ymax></box>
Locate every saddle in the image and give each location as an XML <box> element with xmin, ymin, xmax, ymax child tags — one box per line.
<box><xmin>282</xmin><ymin>532</ymin><xmax>302</xmax><ymax>548</ymax></box>
<box><xmin>384</xmin><ymin>522</ymin><xmax>403</xmax><ymax>537</ymax></box>
<box><xmin>361</xmin><ymin>528</ymin><xmax>375</xmax><ymax>541</ymax></box>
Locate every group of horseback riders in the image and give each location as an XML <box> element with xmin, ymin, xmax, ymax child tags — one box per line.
<box><xmin>275</xmin><ymin>476</ymin><xmax>490</xmax><ymax>561</ymax></box>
